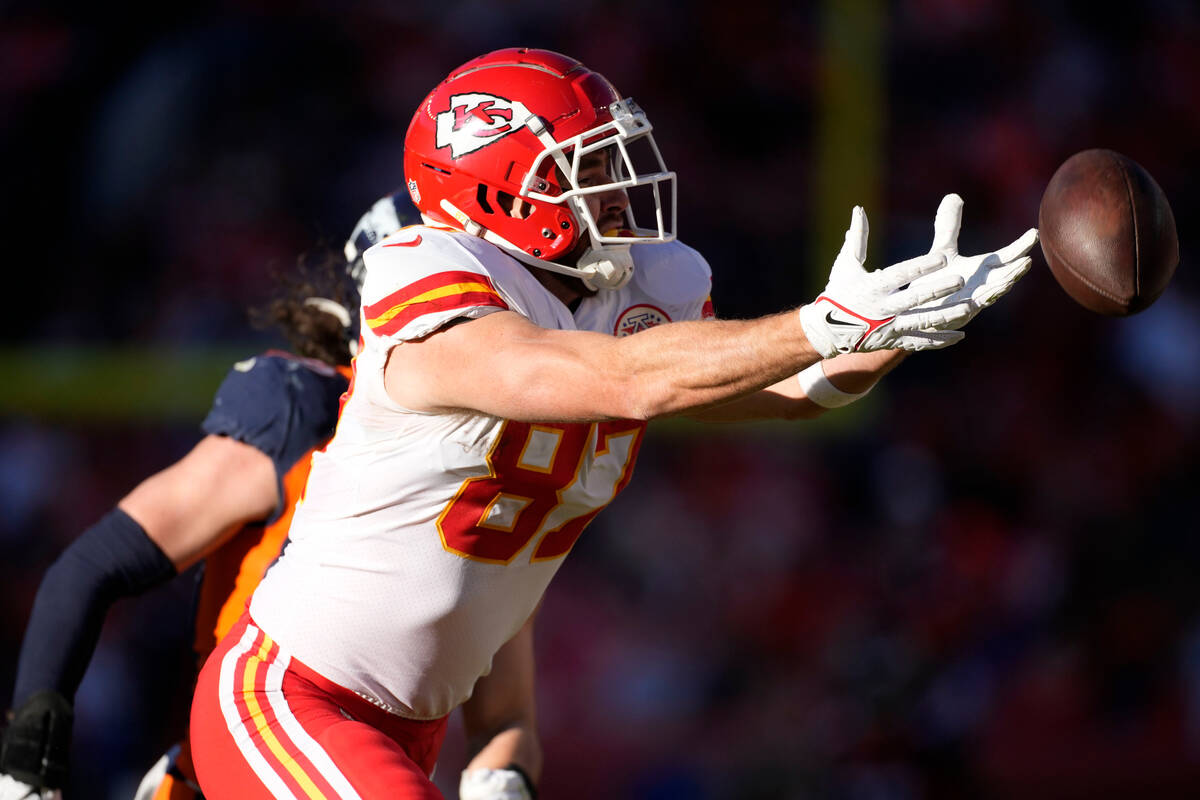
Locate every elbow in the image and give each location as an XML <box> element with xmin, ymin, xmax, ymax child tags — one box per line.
<box><xmin>622</xmin><ymin>402</ymin><xmax>660</xmax><ymax>423</ymax></box>
<box><xmin>597</xmin><ymin>373</ymin><xmax>665</xmax><ymax>421</ymax></box>
<box><xmin>619</xmin><ymin>385</ymin><xmax>678</xmax><ymax>422</ymax></box>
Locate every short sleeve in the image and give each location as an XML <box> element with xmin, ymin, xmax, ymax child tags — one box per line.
<box><xmin>201</xmin><ymin>353</ymin><xmax>348</xmax><ymax>522</ymax></box>
<box><xmin>359</xmin><ymin>227</ymin><xmax>513</xmax><ymax>346</ymax></box>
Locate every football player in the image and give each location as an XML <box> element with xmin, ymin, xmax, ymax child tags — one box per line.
<box><xmin>0</xmin><ymin>194</ymin><xmax>541</xmax><ymax>800</ymax></box>
<box><xmin>188</xmin><ymin>47</ymin><xmax>1038</xmax><ymax>798</ymax></box>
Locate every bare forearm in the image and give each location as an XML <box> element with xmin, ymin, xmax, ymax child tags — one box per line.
<box><xmin>389</xmin><ymin>309</ymin><xmax>824</xmax><ymax>423</ymax></box>
<box><xmin>498</xmin><ymin>311</ymin><xmax>824</xmax><ymax>422</ymax></box>
<box><xmin>465</xmin><ymin>725</ymin><xmax>543</xmax><ymax>782</ymax></box>
<box><xmin>460</xmin><ymin>613</ymin><xmax>541</xmax><ymax>779</ymax></box>
<box><xmin>821</xmin><ymin>349</ymin><xmax>907</xmax><ymax>394</ymax></box>
<box><xmin>612</xmin><ymin>311</ymin><xmax>822</xmax><ymax>417</ymax></box>
<box><xmin>692</xmin><ymin>348</ymin><xmax>908</xmax><ymax>422</ymax></box>
<box><xmin>119</xmin><ymin>435</ymin><xmax>277</xmax><ymax>570</ymax></box>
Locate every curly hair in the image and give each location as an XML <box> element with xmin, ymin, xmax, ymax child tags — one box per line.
<box><xmin>250</xmin><ymin>247</ymin><xmax>356</xmax><ymax>367</ymax></box>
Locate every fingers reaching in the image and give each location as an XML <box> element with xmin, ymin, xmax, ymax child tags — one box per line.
<box><xmin>875</xmin><ymin>253</ymin><xmax>948</xmax><ymax>292</ymax></box>
<box><xmin>994</xmin><ymin>228</ymin><xmax>1039</xmax><ymax>264</ymax></box>
<box><xmin>930</xmin><ymin>193</ymin><xmax>964</xmax><ymax>254</ymax></box>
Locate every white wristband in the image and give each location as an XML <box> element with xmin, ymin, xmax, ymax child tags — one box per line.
<box><xmin>796</xmin><ymin>361</ymin><xmax>870</xmax><ymax>408</ymax></box>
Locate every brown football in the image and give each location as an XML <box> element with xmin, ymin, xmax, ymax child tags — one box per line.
<box><xmin>1038</xmin><ymin>149</ymin><xmax>1179</xmax><ymax>316</ymax></box>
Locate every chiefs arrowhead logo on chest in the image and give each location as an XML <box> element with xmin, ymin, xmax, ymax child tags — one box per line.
<box><xmin>435</xmin><ymin>93</ymin><xmax>533</xmax><ymax>159</ymax></box>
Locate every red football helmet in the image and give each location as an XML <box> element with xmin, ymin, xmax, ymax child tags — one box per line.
<box><xmin>404</xmin><ymin>47</ymin><xmax>675</xmax><ymax>289</ymax></box>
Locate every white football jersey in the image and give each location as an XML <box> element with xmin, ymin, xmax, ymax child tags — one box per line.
<box><xmin>249</xmin><ymin>227</ymin><xmax>713</xmax><ymax>719</ymax></box>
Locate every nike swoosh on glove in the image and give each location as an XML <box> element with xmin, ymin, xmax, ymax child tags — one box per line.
<box><xmin>799</xmin><ymin>206</ymin><xmax>972</xmax><ymax>357</ymax></box>
<box><xmin>908</xmin><ymin>193</ymin><xmax>1038</xmax><ymax>327</ymax></box>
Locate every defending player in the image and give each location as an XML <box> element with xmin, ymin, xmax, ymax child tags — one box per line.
<box><xmin>189</xmin><ymin>48</ymin><xmax>1037</xmax><ymax>798</ymax></box>
<box><xmin>0</xmin><ymin>195</ymin><xmax>542</xmax><ymax>800</ymax></box>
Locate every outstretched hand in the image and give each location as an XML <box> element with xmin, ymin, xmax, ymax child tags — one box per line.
<box><xmin>910</xmin><ymin>193</ymin><xmax>1038</xmax><ymax>326</ymax></box>
<box><xmin>799</xmin><ymin>206</ymin><xmax>972</xmax><ymax>358</ymax></box>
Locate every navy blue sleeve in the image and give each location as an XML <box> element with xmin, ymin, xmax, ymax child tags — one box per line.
<box><xmin>5</xmin><ymin>508</ymin><xmax>170</xmax><ymax>787</ymax></box>
<box><xmin>10</xmin><ymin>510</ymin><xmax>175</xmax><ymax>711</ymax></box>
<box><xmin>201</xmin><ymin>352</ymin><xmax>347</xmax><ymax>523</ymax></box>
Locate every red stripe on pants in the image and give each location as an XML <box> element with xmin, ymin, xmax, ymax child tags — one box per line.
<box><xmin>190</xmin><ymin>611</ymin><xmax>448</xmax><ymax>799</ymax></box>
<box><xmin>227</xmin><ymin>628</ymin><xmax>343</xmax><ymax>799</ymax></box>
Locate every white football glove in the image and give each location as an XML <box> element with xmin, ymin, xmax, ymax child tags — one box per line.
<box><xmin>0</xmin><ymin>774</ymin><xmax>60</xmax><ymax>800</ymax></box>
<box><xmin>459</xmin><ymin>767</ymin><xmax>534</xmax><ymax>800</ymax></box>
<box><xmin>798</xmin><ymin>206</ymin><xmax>971</xmax><ymax>357</ymax></box>
<box><xmin>909</xmin><ymin>193</ymin><xmax>1038</xmax><ymax>327</ymax></box>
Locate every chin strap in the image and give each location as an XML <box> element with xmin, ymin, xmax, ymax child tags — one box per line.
<box><xmin>437</xmin><ymin>200</ymin><xmax>635</xmax><ymax>291</ymax></box>
<box><xmin>573</xmin><ymin>244</ymin><xmax>634</xmax><ymax>290</ymax></box>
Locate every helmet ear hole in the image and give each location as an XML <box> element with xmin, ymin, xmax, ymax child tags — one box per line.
<box><xmin>475</xmin><ymin>184</ymin><xmax>532</xmax><ymax>220</ymax></box>
<box><xmin>475</xmin><ymin>184</ymin><xmax>495</xmax><ymax>215</ymax></box>
<box><xmin>495</xmin><ymin>191</ymin><xmax>532</xmax><ymax>220</ymax></box>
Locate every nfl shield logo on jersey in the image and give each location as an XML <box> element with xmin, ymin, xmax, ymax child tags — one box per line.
<box><xmin>435</xmin><ymin>93</ymin><xmax>533</xmax><ymax>159</ymax></box>
<box><xmin>615</xmin><ymin>304</ymin><xmax>671</xmax><ymax>337</ymax></box>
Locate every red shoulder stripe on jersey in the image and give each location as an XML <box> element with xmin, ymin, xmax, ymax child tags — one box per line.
<box><xmin>365</xmin><ymin>270</ymin><xmax>508</xmax><ymax>336</ymax></box>
<box><xmin>369</xmin><ymin>291</ymin><xmax>507</xmax><ymax>337</ymax></box>
<box><xmin>363</xmin><ymin>270</ymin><xmax>498</xmax><ymax>317</ymax></box>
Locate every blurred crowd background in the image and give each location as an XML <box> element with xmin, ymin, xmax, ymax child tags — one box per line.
<box><xmin>2</xmin><ymin>0</ymin><xmax>1198</xmax><ymax>798</ymax></box>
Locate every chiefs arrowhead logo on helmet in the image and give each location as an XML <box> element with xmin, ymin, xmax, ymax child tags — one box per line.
<box><xmin>435</xmin><ymin>93</ymin><xmax>533</xmax><ymax>159</ymax></box>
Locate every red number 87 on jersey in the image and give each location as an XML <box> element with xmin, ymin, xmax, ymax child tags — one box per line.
<box><xmin>437</xmin><ymin>419</ymin><xmax>646</xmax><ymax>563</ymax></box>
